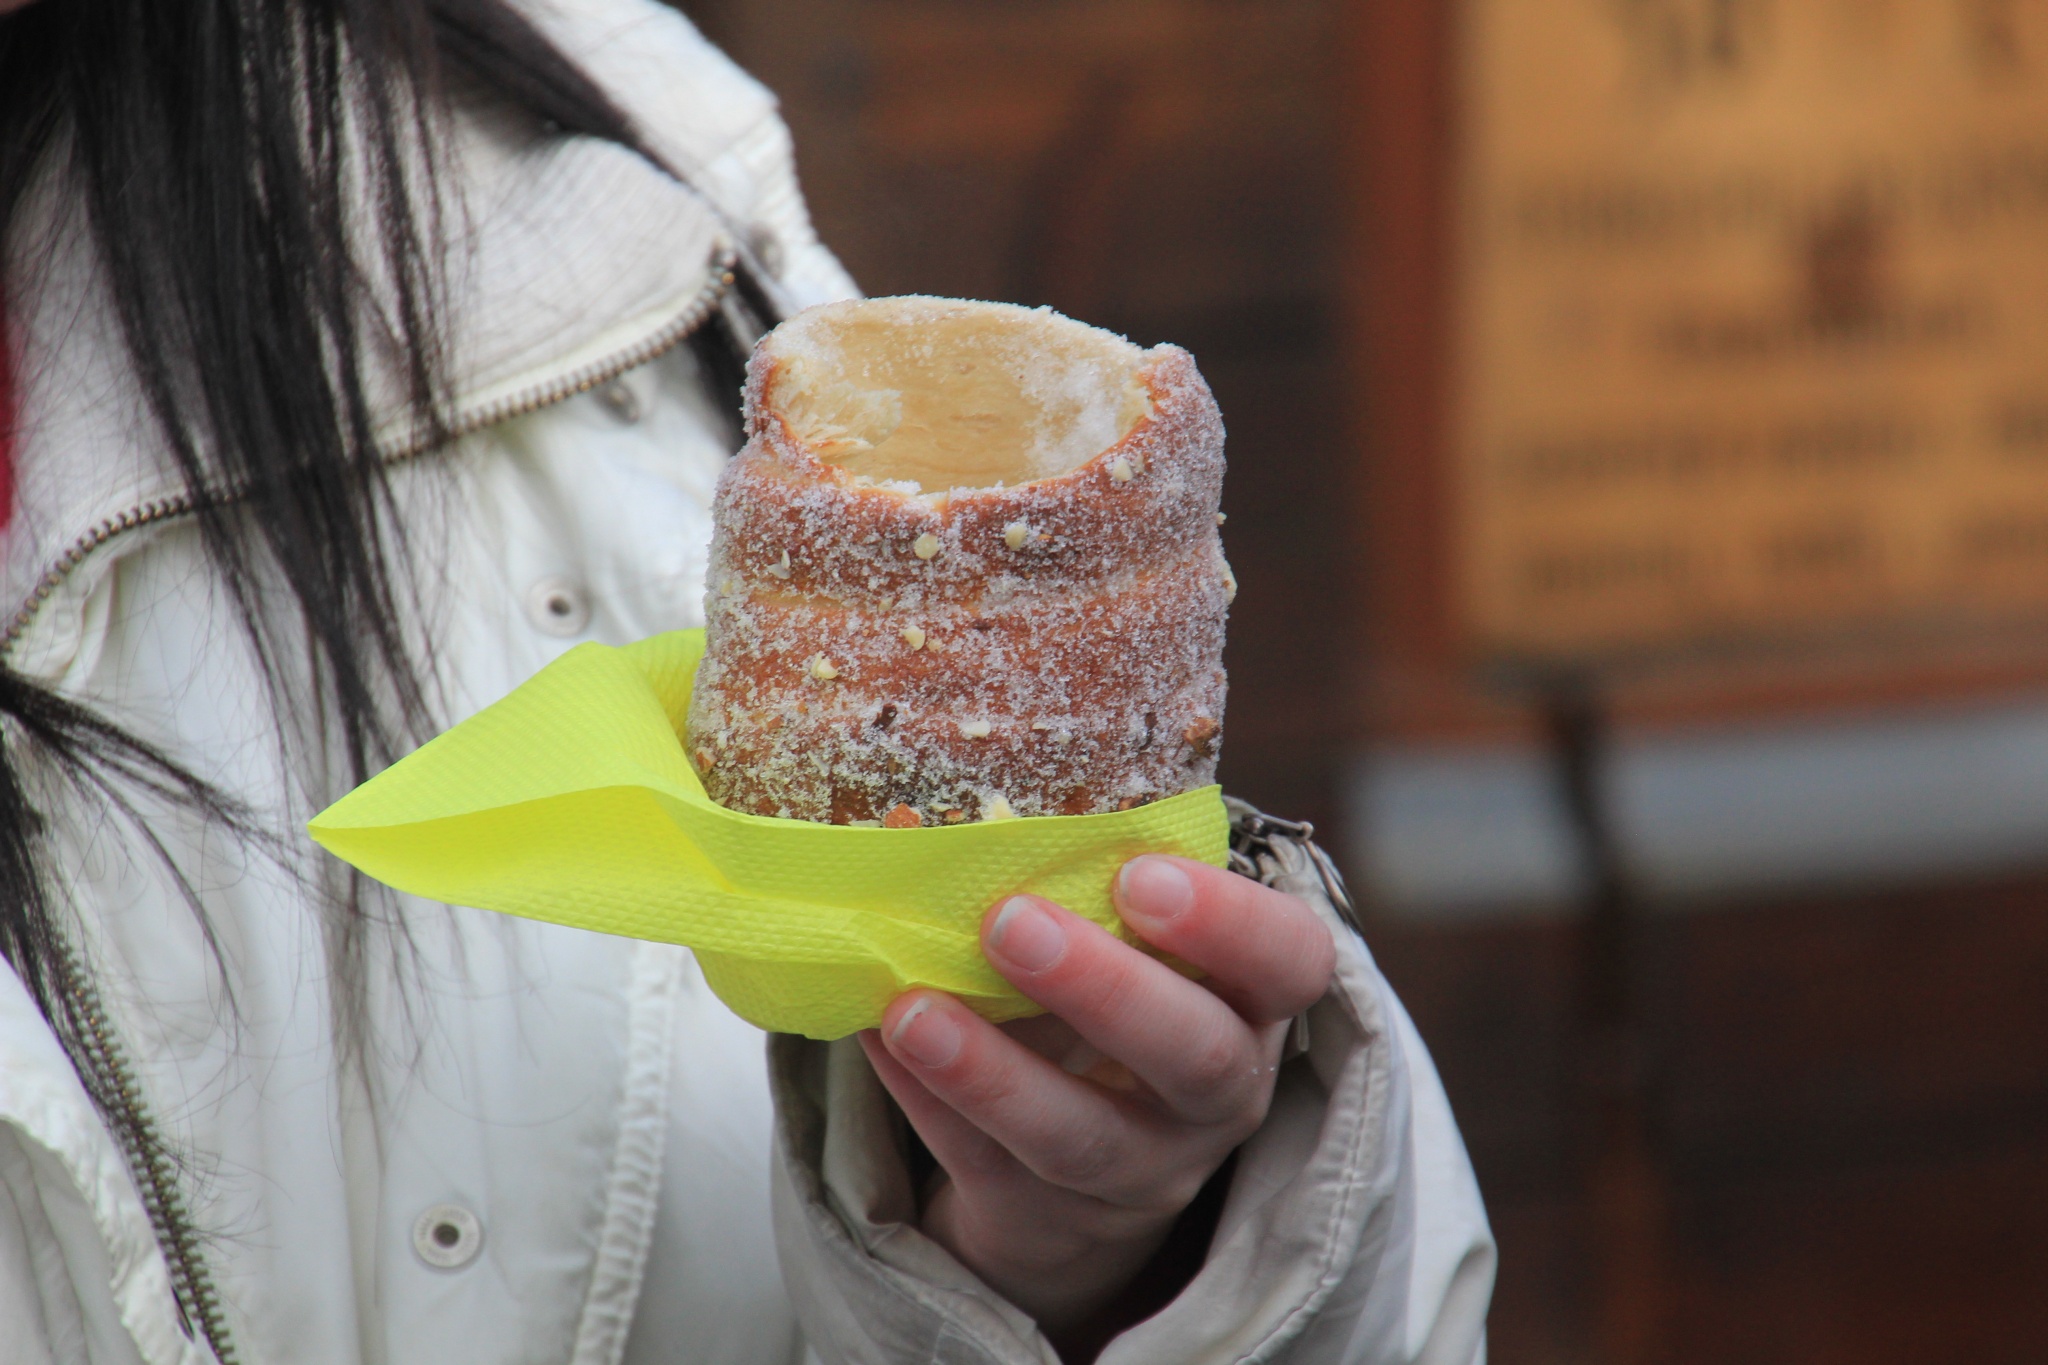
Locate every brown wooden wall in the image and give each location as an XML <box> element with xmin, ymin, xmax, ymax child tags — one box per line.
<box><xmin>1378</xmin><ymin>872</ymin><xmax>2048</xmax><ymax>1365</ymax></box>
<box><xmin>682</xmin><ymin>3</ymin><xmax>2048</xmax><ymax>1360</ymax></box>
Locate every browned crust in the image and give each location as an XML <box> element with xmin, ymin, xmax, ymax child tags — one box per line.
<box><xmin>688</xmin><ymin>321</ymin><xmax>1231</xmax><ymax>824</ymax></box>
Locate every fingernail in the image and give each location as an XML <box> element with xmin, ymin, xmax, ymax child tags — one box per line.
<box><xmin>889</xmin><ymin>997</ymin><xmax>962</xmax><ymax>1068</ymax></box>
<box><xmin>1118</xmin><ymin>856</ymin><xmax>1195</xmax><ymax>923</ymax></box>
<box><xmin>989</xmin><ymin>896</ymin><xmax>1067</xmax><ymax>973</ymax></box>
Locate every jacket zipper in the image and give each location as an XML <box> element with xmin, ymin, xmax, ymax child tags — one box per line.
<box><xmin>13</xmin><ymin>240</ymin><xmax>737</xmax><ymax>1363</ymax></box>
<box><xmin>1</xmin><ymin>241</ymin><xmax>737</xmax><ymax>656</ymax></box>
<box><xmin>53</xmin><ymin>932</ymin><xmax>240</xmax><ymax>1364</ymax></box>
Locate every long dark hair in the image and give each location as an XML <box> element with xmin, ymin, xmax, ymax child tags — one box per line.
<box><xmin>0</xmin><ymin>0</ymin><xmax>695</xmax><ymax>1210</ymax></box>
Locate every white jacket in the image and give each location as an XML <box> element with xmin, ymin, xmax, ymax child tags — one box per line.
<box><xmin>0</xmin><ymin>3</ymin><xmax>1495</xmax><ymax>1363</ymax></box>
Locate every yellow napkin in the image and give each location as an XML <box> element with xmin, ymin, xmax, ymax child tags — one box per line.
<box><xmin>308</xmin><ymin>628</ymin><xmax>1229</xmax><ymax>1039</ymax></box>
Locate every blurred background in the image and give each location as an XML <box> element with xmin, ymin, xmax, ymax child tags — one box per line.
<box><xmin>686</xmin><ymin>2</ymin><xmax>2048</xmax><ymax>1361</ymax></box>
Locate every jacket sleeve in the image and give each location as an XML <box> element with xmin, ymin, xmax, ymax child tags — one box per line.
<box><xmin>0</xmin><ymin>959</ymin><xmax>212</xmax><ymax>1365</ymax></box>
<box><xmin>766</xmin><ymin>834</ymin><xmax>1497</xmax><ymax>1365</ymax></box>
<box><xmin>0</xmin><ymin>1139</ymin><xmax>68</xmax><ymax>1365</ymax></box>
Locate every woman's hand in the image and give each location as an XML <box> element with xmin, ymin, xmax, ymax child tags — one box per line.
<box><xmin>858</xmin><ymin>855</ymin><xmax>1337</xmax><ymax>1339</ymax></box>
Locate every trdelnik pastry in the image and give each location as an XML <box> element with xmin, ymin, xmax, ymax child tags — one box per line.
<box><xmin>687</xmin><ymin>296</ymin><xmax>1233</xmax><ymax>827</ymax></box>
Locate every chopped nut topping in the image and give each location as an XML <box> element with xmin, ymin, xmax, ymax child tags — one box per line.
<box><xmin>913</xmin><ymin>532</ymin><xmax>942</xmax><ymax>560</ymax></box>
<box><xmin>1003</xmin><ymin>521</ymin><xmax>1031</xmax><ymax>550</ymax></box>
<box><xmin>900</xmin><ymin>625</ymin><xmax>927</xmax><ymax>650</ymax></box>
<box><xmin>1109</xmin><ymin>456</ymin><xmax>1135</xmax><ymax>483</ymax></box>
<box><xmin>693</xmin><ymin>748</ymin><xmax>715</xmax><ymax>773</ymax></box>
<box><xmin>883</xmin><ymin>803</ymin><xmax>923</xmax><ymax>829</ymax></box>
<box><xmin>960</xmin><ymin>719</ymin><xmax>992</xmax><ymax>739</ymax></box>
<box><xmin>1053</xmin><ymin>728</ymin><xmax>1074</xmax><ymax>745</ymax></box>
<box><xmin>941</xmin><ymin>806</ymin><xmax>968</xmax><ymax>824</ymax></box>
<box><xmin>1215</xmin><ymin>512</ymin><xmax>1228</xmax><ymax>526</ymax></box>
<box><xmin>767</xmin><ymin>550</ymin><xmax>792</xmax><ymax>580</ymax></box>
<box><xmin>980</xmin><ymin>795</ymin><xmax>1018</xmax><ymax>822</ymax></box>
<box><xmin>1221</xmin><ymin>565</ymin><xmax>1238</xmax><ymax>604</ymax></box>
<box><xmin>1030</xmin><ymin>720</ymin><xmax>1053</xmax><ymax>731</ymax></box>
<box><xmin>808</xmin><ymin>656</ymin><xmax>840</xmax><ymax>682</ymax></box>
<box><xmin>1183</xmin><ymin>716</ymin><xmax>1221</xmax><ymax>759</ymax></box>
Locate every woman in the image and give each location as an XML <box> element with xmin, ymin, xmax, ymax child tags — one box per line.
<box><xmin>0</xmin><ymin>1</ymin><xmax>1495</xmax><ymax>1361</ymax></box>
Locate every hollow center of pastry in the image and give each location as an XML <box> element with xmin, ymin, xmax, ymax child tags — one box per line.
<box><xmin>768</xmin><ymin>298</ymin><xmax>1151</xmax><ymax>491</ymax></box>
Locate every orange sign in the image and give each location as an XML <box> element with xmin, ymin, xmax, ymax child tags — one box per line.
<box><xmin>1458</xmin><ymin>0</ymin><xmax>2048</xmax><ymax>664</ymax></box>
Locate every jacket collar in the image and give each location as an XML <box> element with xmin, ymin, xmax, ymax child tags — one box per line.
<box><xmin>1</xmin><ymin>0</ymin><xmax>771</xmax><ymax>671</ymax></box>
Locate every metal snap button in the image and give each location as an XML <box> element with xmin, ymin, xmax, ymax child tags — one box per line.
<box><xmin>412</xmin><ymin>1203</ymin><xmax>482</xmax><ymax>1269</ymax></box>
<box><xmin>598</xmin><ymin>380</ymin><xmax>641</xmax><ymax>424</ymax></box>
<box><xmin>525</xmin><ymin>576</ymin><xmax>591</xmax><ymax>637</ymax></box>
<box><xmin>747</xmin><ymin>224</ymin><xmax>786</xmax><ymax>278</ymax></box>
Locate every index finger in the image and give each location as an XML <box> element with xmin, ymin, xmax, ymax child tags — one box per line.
<box><xmin>1113</xmin><ymin>856</ymin><xmax>1336</xmax><ymax>1023</ymax></box>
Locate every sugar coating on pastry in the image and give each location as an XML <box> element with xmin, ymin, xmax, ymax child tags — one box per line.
<box><xmin>687</xmin><ymin>296</ymin><xmax>1231</xmax><ymax>824</ymax></box>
